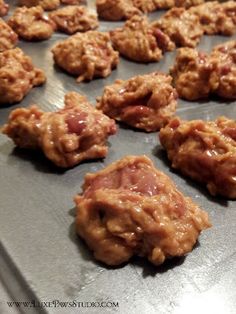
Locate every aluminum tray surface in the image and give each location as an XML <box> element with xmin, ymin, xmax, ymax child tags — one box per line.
<box><xmin>0</xmin><ymin>1</ymin><xmax>236</xmax><ymax>313</ymax></box>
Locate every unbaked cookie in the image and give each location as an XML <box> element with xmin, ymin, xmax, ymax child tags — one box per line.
<box><xmin>0</xmin><ymin>48</ymin><xmax>46</xmax><ymax>105</ymax></box>
<box><xmin>2</xmin><ymin>92</ymin><xmax>117</xmax><ymax>167</ymax></box>
<box><xmin>75</xmin><ymin>155</ymin><xmax>211</xmax><ymax>266</ymax></box>
<box><xmin>52</xmin><ymin>31</ymin><xmax>119</xmax><ymax>82</ymax></box>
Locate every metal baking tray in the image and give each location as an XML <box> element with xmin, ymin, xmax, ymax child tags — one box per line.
<box><xmin>0</xmin><ymin>1</ymin><xmax>236</xmax><ymax>313</ymax></box>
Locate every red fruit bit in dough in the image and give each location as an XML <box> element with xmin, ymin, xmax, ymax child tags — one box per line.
<box><xmin>220</xmin><ymin>64</ymin><xmax>231</xmax><ymax>75</ymax></box>
<box><xmin>66</xmin><ymin>112</ymin><xmax>87</xmax><ymax>135</ymax></box>
<box><xmin>122</xmin><ymin>105</ymin><xmax>152</xmax><ymax>118</ymax></box>
<box><xmin>119</xmin><ymin>165</ymin><xmax>160</xmax><ymax>196</ymax></box>
<box><xmin>85</xmin><ymin>164</ymin><xmax>162</xmax><ymax>198</ymax></box>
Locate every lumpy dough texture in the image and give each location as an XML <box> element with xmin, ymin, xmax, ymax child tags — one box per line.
<box><xmin>8</xmin><ymin>6</ymin><xmax>55</xmax><ymax>41</ymax></box>
<box><xmin>0</xmin><ymin>48</ymin><xmax>46</xmax><ymax>105</ymax></box>
<box><xmin>160</xmin><ymin>117</ymin><xmax>236</xmax><ymax>198</ymax></box>
<box><xmin>61</xmin><ymin>0</ymin><xmax>84</xmax><ymax>4</ymax></box>
<box><xmin>96</xmin><ymin>0</ymin><xmax>205</xmax><ymax>20</ymax></box>
<box><xmin>0</xmin><ymin>0</ymin><xmax>8</xmax><ymax>16</ymax></box>
<box><xmin>132</xmin><ymin>0</ymin><xmax>172</xmax><ymax>12</ymax></box>
<box><xmin>189</xmin><ymin>1</ymin><xmax>236</xmax><ymax>35</ymax></box>
<box><xmin>174</xmin><ymin>0</ymin><xmax>204</xmax><ymax>8</ymax></box>
<box><xmin>75</xmin><ymin>155</ymin><xmax>211</xmax><ymax>266</ymax></box>
<box><xmin>0</xmin><ymin>19</ymin><xmax>18</xmax><ymax>52</ymax></box>
<box><xmin>110</xmin><ymin>15</ymin><xmax>175</xmax><ymax>63</ymax></box>
<box><xmin>170</xmin><ymin>41</ymin><xmax>236</xmax><ymax>100</ymax></box>
<box><xmin>134</xmin><ymin>0</ymin><xmax>205</xmax><ymax>11</ymax></box>
<box><xmin>170</xmin><ymin>48</ymin><xmax>218</xmax><ymax>100</ymax></box>
<box><xmin>154</xmin><ymin>8</ymin><xmax>203</xmax><ymax>48</ymax></box>
<box><xmin>52</xmin><ymin>31</ymin><xmax>119</xmax><ymax>83</ymax></box>
<box><xmin>2</xmin><ymin>92</ymin><xmax>117</xmax><ymax>167</ymax></box>
<box><xmin>96</xmin><ymin>0</ymin><xmax>141</xmax><ymax>21</ymax></box>
<box><xmin>96</xmin><ymin>72</ymin><xmax>177</xmax><ymax>132</ymax></box>
<box><xmin>49</xmin><ymin>5</ymin><xmax>99</xmax><ymax>35</ymax></box>
<box><xmin>210</xmin><ymin>40</ymin><xmax>236</xmax><ymax>100</ymax></box>
<box><xmin>18</xmin><ymin>0</ymin><xmax>60</xmax><ymax>11</ymax></box>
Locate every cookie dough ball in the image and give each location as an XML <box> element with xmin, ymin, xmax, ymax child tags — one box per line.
<box><xmin>8</xmin><ymin>6</ymin><xmax>55</xmax><ymax>41</ymax></box>
<box><xmin>154</xmin><ymin>7</ymin><xmax>203</xmax><ymax>48</ymax></box>
<box><xmin>2</xmin><ymin>92</ymin><xmax>117</xmax><ymax>167</ymax></box>
<box><xmin>132</xmin><ymin>0</ymin><xmax>173</xmax><ymax>12</ymax></box>
<box><xmin>18</xmin><ymin>0</ymin><xmax>60</xmax><ymax>11</ymax></box>
<box><xmin>189</xmin><ymin>1</ymin><xmax>236</xmax><ymax>35</ymax></box>
<box><xmin>0</xmin><ymin>48</ymin><xmax>46</xmax><ymax>105</ymax></box>
<box><xmin>96</xmin><ymin>0</ymin><xmax>141</xmax><ymax>21</ymax></box>
<box><xmin>160</xmin><ymin>116</ymin><xmax>236</xmax><ymax>198</ymax></box>
<box><xmin>75</xmin><ymin>155</ymin><xmax>211</xmax><ymax>266</ymax></box>
<box><xmin>210</xmin><ymin>40</ymin><xmax>236</xmax><ymax>99</ymax></box>
<box><xmin>0</xmin><ymin>0</ymin><xmax>8</xmax><ymax>17</ymax></box>
<box><xmin>170</xmin><ymin>48</ymin><xmax>218</xmax><ymax>100</ymax></box>
<box><xmin>0</xmin><ymin>19</ymin><xmax>18</xmax><ymax>52</ymax></box>
<box><xmin>133</xmin><ymin>0</ymin><xmax>205</xmax><ymax>11</ymax></box>
<box><xmin>97</xmin><ymin>72</ymin><xmax>177</xmax><ymax>132</ymax></box>
<box><xmin>52</xmin><ymin>31</ymin><xmax>119</xmax><ymax>83</ymax></box>
<box><xmin>110</xmin><ymin>15</ymin><xmax>175</xmax><ymax>63</ymax></box>
<box><xmin>49</xmin><ymin>5</ymin><xmax>98</xmax><ymax>35</ymax></box>
<box><xmin>222</xmin><ymin>1</ymin><xmax>236</xmax><ymax>26</ymax></box>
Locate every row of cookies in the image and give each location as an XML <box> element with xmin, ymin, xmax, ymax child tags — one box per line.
<box><xmin>110</xmin><ymin>1</ymin><xmax>236</xmax><ymax>64</ymax></box>
<box><xmin>0</xmin><ymin>4</ymin><xmax>98</xmax><ymax>46</ymax></box>
<box><xmin>1</xmin><ymin>36</ymin><xmax>235</xmax><ymax>106</ymax></box>
<box><xmin>0</xmin><ymin>0</ymin><xmax>85</xmax><ymax>16</ymax></box>
<box><xmin>2</xmin><ymin>65</ymin><xmax>236</xmax><ymax>200</ymax></box>
<box><xmin>96</xmin><ymin>0</ymin><xmax>205</xmax><ymax>20</ymax></box>
<box><xmin>1</xmin><ymin>1</ymin><xmax>235</xmax><ymax>71</ymax></box>
<box><xmin>0</xmin><ymin>1</ymin><xmax>234</xmax><ymax>267</ymax></box>
<box><xmin>3</xmin><ymin>69</ymin><xmax>236</xmax><ymax>265</ymax></box>
<box><xmin>2</xmin><ymin>1</ymin><xmax>236</xmax><ymax>49</ymax></box>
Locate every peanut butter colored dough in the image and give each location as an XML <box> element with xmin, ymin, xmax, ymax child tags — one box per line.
<box><xmin>96</xmin><ymin>0</ymin><xmax>141</xmax><ymax>21</ymax></box>
<box><xmin>2</xmin><ymin>92</ymin><xmax>117</xmax><ymax>168</ymax></box>
<box><xmin>132</xmin><ymin>0</ymin><xmax>173</xmax><ymax>12</ymax></box>
<box><xmin>174</xmin><ymin>0</ymin><xmax>204</xmax><ymax>8</ymax></box>
<box><xmin>110</xmin><ymin>15</ymin><xmax>175</xmax><ymax>63</ymax></box>
<box><xmin>52</xmin><ymin>31</ymin><xmax>119</xmax><ymax>83</ymax></box>
<box><xmin>189</xmin><ymin>1</ymin><xmax>236</xmax><ymax>36</ymax></box>
<box><xmin>170</xmin><ymin>48</ymin><xmax>218</xmax><ymax>101</ymax></box>
<box><xmin>0</xmin><ymin>19</ymin><xmax>18</xmax><ymax>52</ymax></box>
<box><xmin>0</xmin><ymin>48</ymin><xmax>46</xmax><ymax>105</ymax></box>
<box><xmin>0</xmin><ymin>0</ymin><xmax>8</xmax><ymax>17</ymax></box>
<box><xmin>75</xmin><ymin>155</ymin><xmax>211</xmax><ymax>266</ymax></box>
<box><xmin>8</xmin><ymin>6</ymin><xmax>55</xmax><ymax>41</ymax></box>
<box><xmin>18</xmin><ymin>0</ymin><xmax>60</xmax><ymax>11</ymax></box>
<box><xmin>61</xmin><ymin>0</ymin><xmax>84</xmax><ymax>4</ymax></box>
<box><xmin>153</xmin><ymin>7</ymin><xmax>203</xmax><ymax>48</ymax></box>
<box><xmin>133</xmin><ymin>0</ymin><xmax>205</xmax><ymax>11</ymax></box>
<box><xmin>96</xmin><ymin>0</ymin><xmax>205</xmax><ymax>21</ymax></box>
<box><xmin>210</xmin><ymin>40</ymin><xmax>236</xmax><ymax>99</ymax></box>
<box><xmin>97</xmin><ymin>72</ymin><xmax>177</xmax><ymax>132</ymax></box>
<box><xmin>49</xmin><ymin>5</ymin><xmax>98</xmax><ymax>35</ymax></box>
<box><xmin>170</xmin><ymin>41</ymin><xmax>236</xmax><ymax>100</ymax></box>
<box><xmin>160</xmin><ymin>116</ymin><xmax>236</xmax><ymax>198</ymax></box>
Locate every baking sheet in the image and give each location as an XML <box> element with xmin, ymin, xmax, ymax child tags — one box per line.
<box><xmin>0</xmin><ymin>1</ymin><xmax>236</xmax><ymax>313</ymax></box>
